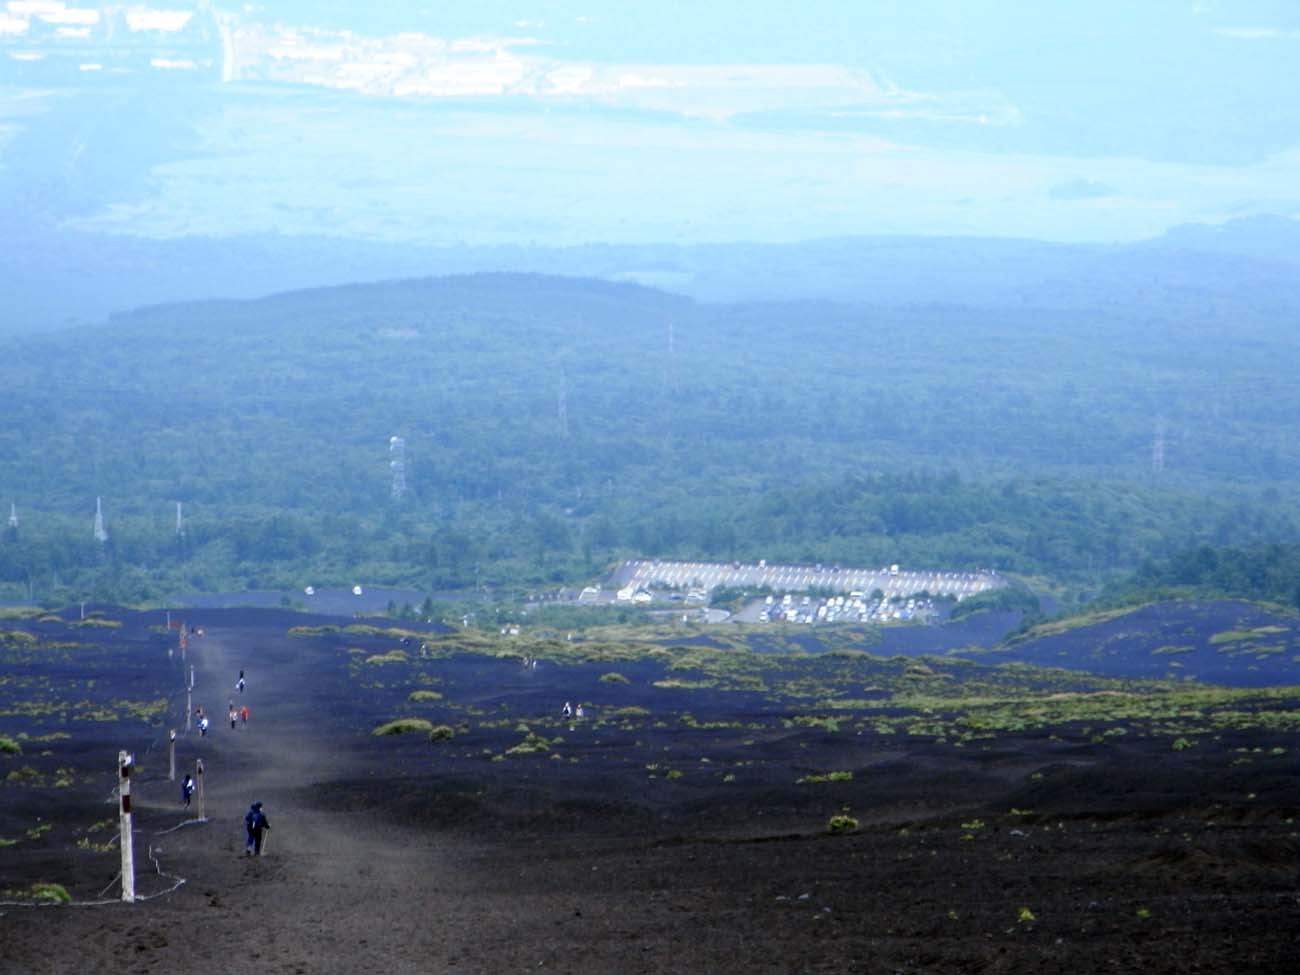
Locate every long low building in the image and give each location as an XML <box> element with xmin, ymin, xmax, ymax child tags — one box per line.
<box><xmin>608</xmin><ymin>558</ymin><xmax>1004</xmax><ymax>601</ymax></box>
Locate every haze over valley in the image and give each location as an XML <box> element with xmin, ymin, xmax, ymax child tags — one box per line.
<box><xmin>3</xmin><ymin>5</ymin><xmax>1300</xmax><ymax>973</ymax></box>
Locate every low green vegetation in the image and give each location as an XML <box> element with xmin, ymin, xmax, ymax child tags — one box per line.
<box><xmin>364</xmin><ymin>650</ymin><xmax>409</xmax><ymax>665</ymax></box>
<box><xmin>371</xmin><ymin>718</ymin><xmax>434</xmax><ymax>736</ymax></box>
<box><xmin>826</xmin><ymin>812</ymin><xmax>858</xmax><ymax>834</ymax></box>
<box><xmin>324</xmin><ymin>620</ymin><xmax>1300</xmax><ymax>757</ymax></box>
<box><xmin>797</xmin><ymin>771</ymin><xmax>853</xmax><ymax>784</ymax></box>
<box><xmin>1209</xmin><ymin>627</ymin><xmax>1287</xmax><ymax>646</ymax></box>
<box><xmin>949</xmin><ymin>586</ymin><xmax>1042</xmax><ymax>621</ymax></box>
<box><xmin>505</xmin><ymin>732</ymin><xmax>553</xmax><ymax>756</ymax></box>
<box><xmin>30</xmin><ymin>882</ymin><xmax>71</xmax><ymax>904</ymax></box>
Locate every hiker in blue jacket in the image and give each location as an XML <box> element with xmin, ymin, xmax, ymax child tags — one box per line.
<box><xmin>244</xmin><ymin>801</ymin><xmax>271</xmax><ymax>856</ymax></box>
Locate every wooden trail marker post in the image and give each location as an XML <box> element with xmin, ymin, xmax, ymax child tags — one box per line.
<box><xmin>168</xmin><ymin>729</ymin><xmax>176</xmax><ymax>781</ymax></box>
<box><xmin>118</xmin><ymin>750</ymin><xmax>135</xmax><ymax>903</ymax></box>
<box><xmin>185</xmin><ymin>665</ymin><xmax>195</xmax><ymax>737</ymax></box>
<box><xmin>196</xmin><ymin>758</ymin><xmax>205</xmax><ymax>821</ymax></box>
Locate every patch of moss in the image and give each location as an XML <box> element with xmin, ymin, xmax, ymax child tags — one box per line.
<box><xmin>371</xmin><ymin>718</ymin><xmax>434</xmax><ymax>736</ymax></box>
<box><xmin>364</xmin><ymin>650</ymin><xmax>409</xmax><ymax>665</ymax></box>
<box><xmin>798</xmin><ymin>771</ymin><xmax>853</xmax><ymax>784</ymax></box>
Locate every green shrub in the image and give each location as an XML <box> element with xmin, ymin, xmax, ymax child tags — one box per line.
<box><xmin>505</xmin><ymin>733</ymin><xmax>552</xmax><ymax>756</ymax></box>
<box><xmin>371</xmin><ymin>718</ymin><xmax>434</xmax><ymax>736</ymax></box>
<box><xmin>798</xmin><ymin>771</ymin><xmax>853</xmax><ymax>784</ymax></box>
<box><xmin>1171</xmin><ymin>737</ymin><xmax>1193</xmax><ymax>751</ymax></box>
<box><xmin>364</xmin><ymin>650</ymin><xmax>409</xmax><ymax>665</ymax></box>
<box><xmin>0</xmin><ymin>737</ymin><xmax>21</xmax><ymax>755</ymax></box>
<box><xmin>599</xmin><ymin>672</ymin><xmax>630</xmax><ymax>684</ymax></box>
<box><xmin>826</xmin><ymin>813</ymin><xmax>858</xmax><ymax>835</ymax></box>
<box><xmin>30</xmin><ymin>882</ymin><xmax>70</xmax><ymax>903</ymax></box>
<box><xmin>408</xmin><ymin>690</ymin><xmax>443</xmax><ymax>702</ymax></box>
<box><xmin>428</xmin><ymin>725</ymin><xmax>455</xmax><ymax>742</ymax></box>
<box><xmin>790</xmin><ymin>715</ymin><xmax>840</xmax><ymax>733</ymax></box>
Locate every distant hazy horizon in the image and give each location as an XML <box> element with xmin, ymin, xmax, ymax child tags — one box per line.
<box><xmin>3</xmin><ymin>0</ymin><xmax>1299</xmax><ymax>248</ymax></box>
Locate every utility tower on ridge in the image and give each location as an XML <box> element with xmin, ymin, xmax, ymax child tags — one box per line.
<box><xmin>7</xmin><ymin>502</ymin><xmax>16</xmax><ymax>530</ymax></box>
<box><xmin>175</xmin><ymin>502</ymin><xmax>185</xmax><ymax>539</ymax></box>
<box><xmin>1152</xmin><ymin>419</ymin><xmax>1166</xmax><ymax>474</ymax></box>
<box><xmin>389</xmin><ymin>436</ymin><xmax>407</xmax><ymax>501</ymax></box>
<box><xmin>94</xmin><ymin>497</ymin><xmax>109</xmax><ymax>543</ymax></box>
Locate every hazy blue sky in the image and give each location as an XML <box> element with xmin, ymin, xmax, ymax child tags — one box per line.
<box><xmin>2</xmin><ymin>0</ymin><xmax>1298</xmax><ymax>245</ymax></box>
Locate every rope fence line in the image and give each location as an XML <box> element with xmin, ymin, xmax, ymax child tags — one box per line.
<box><xmin>0</xmin><ymin>838</ymin><xmax>187</xmax><ymax>909</ymax></box>
<box><xmin>3</xmin><ymin>625</ymin><xmax>202</xmax><ymax>911</ymax></box>
<box><xmin>154</xmin><ymin>817</ymin><xmax>210</xmax><ymax>836</ymax></box>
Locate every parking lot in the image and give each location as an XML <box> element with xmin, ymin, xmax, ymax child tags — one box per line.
<box><xmin>609</xmin><ymin>558</ymin><xmax>1003</xmax><ymax>605</ymax></box>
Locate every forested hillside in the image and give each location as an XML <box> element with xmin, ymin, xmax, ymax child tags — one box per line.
<box><xmin>1105</xmin><ymin>543</ymin><xmax>1300</xmax><ymax>610</ymax></box>
<box><xmin>1</xmin><ymin>273</ymin><xmax>1297</xmax><ymax>604</ymax></box>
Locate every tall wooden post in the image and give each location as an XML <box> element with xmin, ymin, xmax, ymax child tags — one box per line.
<box><xmin>196</xmin><ymin>758</ymin><xmax>205</xmax><ymax>821</ymax></box>
<box><xmin>118</xmin><ymin>751</ymin><xmax>135</xmax><ymax>903</ymax></box>
<box><xmin>168</xmin><ymin>729</ymin><xmax>176</xmax><ymax>781</ymax></box>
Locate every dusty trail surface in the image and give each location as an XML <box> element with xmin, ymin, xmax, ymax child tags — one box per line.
<box><xmin>4</xmin><ymin>617</ymin><xmax>474</xmax><ymax>975</ymax></box>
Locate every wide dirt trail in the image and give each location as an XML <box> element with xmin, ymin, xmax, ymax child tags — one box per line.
<box><xmin>172</xmin><ymin>621</ymin><xmax>469</xmax><ymax>975</ymax></box>
<box><xmin>15</xmin><ymin>619</ymin><xmax>471</xmax><ymax>975</ymax></box>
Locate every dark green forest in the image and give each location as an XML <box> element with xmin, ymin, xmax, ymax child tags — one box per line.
<box><xmin>1</xmin><ymin>273</ymin><xmax>1298</xmax><ymax>605</ymax></box>
<box><xmin>1103</xmin><ymin>542</ymin><xmax>1300</xmax><ymax>611</ymax></box>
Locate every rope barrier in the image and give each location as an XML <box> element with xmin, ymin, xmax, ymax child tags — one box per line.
<box><xmin>154</xmin><ymin>817</ymin><xmax>209</xmax><ymax>836</ymax></box>
<box><xmin>0</xmin><ymin>839</ymin><xmax>186</xmax><ymax>909</ymax></box>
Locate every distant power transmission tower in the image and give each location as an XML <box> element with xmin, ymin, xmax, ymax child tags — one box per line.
<box><xmin>557</xmin><ymin>369</ymin><xmax>570</xmax><ymax>438</ymax></box>
<box><xmin>94</xmin><ymin>497</ymin><xmax>109</xmax><ymax>543</ymax></box>
<box><xmin>7</xmin><ymin>502</ymin><xmax>16</xmax><ymax>530</ymax></box>
<box><xmin>389</xmin><ymin>436</ymin><xmax>407</xmax><ymax>500</ymax></box>
<box><xmin>1152</xmin><ymin>419</ymin><xmax>1166</xmax><ymax>474</ymax></box>
<box><xmin>175</xmin><ymin>502</ymin><xmax>185</xmax><ymax>539</ymax></box>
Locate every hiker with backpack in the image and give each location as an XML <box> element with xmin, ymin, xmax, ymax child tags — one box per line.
<box><xmin>244</xmin><ymin>801</ymin><xmax>271</xmax><ymax>856</ymax></box>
